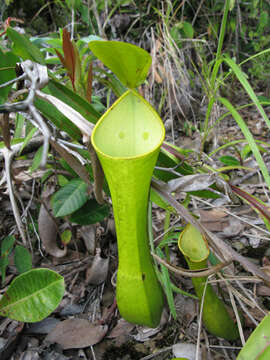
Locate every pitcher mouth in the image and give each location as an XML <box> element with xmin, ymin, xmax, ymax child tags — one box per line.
<box><xmin>91</xmin><ymin>89</ymin><xmax>165</xmax><ymax>160</ymax></box>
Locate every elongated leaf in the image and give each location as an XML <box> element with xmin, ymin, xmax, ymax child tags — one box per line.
<box><xmin>69</xmin><ymin>199</ymin><xmax>110</xmax><ymax>225</ymax></box>
<box><xmin>52</xmin><ymin>179</ymin><xmax>88</xmax><ymax>217</ymax></box>
<box><xmin>35</xmin><ymin>79</ymin><xmax>100</xmax><ymax>140</ymax></box>
<box><xmin>19</xmin><ymin>127</ymin><xmax>37</xmax><ymax>154</ymax></box>
<box><xmin>0</xmin><ymin>235</ymin><xmax>16</xmax><ymax>284</ymax></box>
<box><xmin>62</xmin><ymin>28</ymin><xmax>76</xmax><ymax>85</ymax></box>
<box><xmin>224</xmin><ymin>57</ymin><xmax>270</xmax><ymax>130</ymax></box>
<box><xmin>1</xmin><ymin>235</ymin><xmax>16</xmax><ymax>256</ymax></box>
<box><xmin>0</xmin><ymin>49</ymin><xmax>19</xmax><ymax>104</ymax></box>
<box><xmin>30</xmin><ymin>146</ymin><xmax>43</xmax><ymax>172</ymax></box>
<box><xmin>6</xmin><ymin>28</ymin><xmax>45</xmax><ymax>65</ymax></box>
<box><xmin>89</xmin><ymin>40</ymin><xmax>152</xmax><ymax>88</ymax></box>
<box><xmin>46</xmin><ymin>79</ymin><xmax>100</xmax><ymax>124</ymax></box>
<box><xmin>156</xmin><ymin>248</ymin><xmax>177</xmax><ymax>320</ymax></box>
<box><xmin>230</xmin><ymin>184</ymin><xmax>270</xmax><ymax>223</ymax></box>
<box><xmin>219</xmin><ymin>97</ymin><xmax>270</xmax><ymax>190</ymax></box>
<box><xmin>237</xmin><ymin>314</ymin><xmax>270</xmax><ymax>360</ymax></box>
<box><xmin>0</xmin><ymin>268</ymin><xmax>65</xmax><ymax>322</ymax></box>
<box><xmin>34</xmin><ymin>97</ymin><xmax>81</xmax><ymax>140</ymax></box>
<box><xmin>219</xmin><ymin>155</ymin><xmax>240</xmax><ymax>166</ymax></box>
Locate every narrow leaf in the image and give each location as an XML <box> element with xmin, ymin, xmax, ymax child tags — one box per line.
<box><xmin>224</xmin><ymin>57</ymin><xmax>270</xmax><ymax>131</ymax></box>
<box><xmin>219</xmin><ymin>155</ymin><xmax>240</xmax><ymax>166</ymax></box>
<box><xmin>62</xmin><ymin>29</ymin><xmax>76</xmax><ymax>87</ymax></box>
<box><xmin>219</xmin><ymin>97</ymin><xmax>270</xmax><ymax>190</ymax></box>
<box><xmin>230</xmin><ymin>184</ymin><xmax>270</xmax><ymax>222</ymax></box>
<box><xmin>6</xmin><ymin>27</ymin><xmax>45</xmax><ymax>64</ymax></box>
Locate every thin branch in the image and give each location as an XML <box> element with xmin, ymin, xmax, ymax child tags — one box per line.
<box><xmin>152</xmin><ymin>252</ymin><xmax>232</xmax><ymax>278</ymax></box>
<box><xmin>2</xmin><ymin>147</ymin><xmax>27</xmax><ymax>245</ymax></box>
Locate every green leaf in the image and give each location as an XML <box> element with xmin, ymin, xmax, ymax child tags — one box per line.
<box><xmin>150</xmin><ymin>188</ymin><xmax>177</xmax><ymax>214</ymax></box>
<box><xmin>181</xmin><ymin>22</ymin><xmax>194</xmax><ymax>38</ymax></box>
<box><xmin>0</xmin><ymin>236</ymin><xmax>16</xmax><ymax>284</ymax></box>
<box><xmin>14</xmin><ymin>245</ymin><xmax>32</xmax><ymax>274</ymax></box>
<box><xmin>0</xmin><ymin>268</ymin><xmax>65</xmax><ymax>322</ymax></box>
<box><xmin>35</xmin><ymin>79</ymin><xmax>100</xmax><ymax>140</ymax></box>
<box><xmin>0</xmin><ymin>258</ymin><xmax>9</xmax><ymax>285</ymax></box>
<box><xmin>241</xmin><ymin>144</ymin><xmax>266</xmax><ymax>160</ymax></box>
<box><xmin>89</xmin><ymin>40</ymin><xmax>152</xmax><ymax>88</ymax></box>
<box><xmin>52</xmin><ymin>178</ymin><xmax>88</xmax><ymax>217</ymax></box>
<box><xmin>236</xmin><ymin>314</ymin><xmax>270</xmax><ymax>360</ymax></box>
<box><xmin>30</xmin><ymin>146</ymin><xmax>44</xmax><ymax>172</ymax></box>
<box><xmin>219</xmin><ymin>97</ymin><xmax>270</xmax><ymax>190</ymax></box>
<box><xmin>223</xmin><ymin>57</ymin><xmax>270</xmax><ymax>132</ymax></box>
<box><xmin>6</xmin><ymin>28</ymin><xmax>45</xmax><ymax>65</ymax></box>
<box><xmin>0</xmin><ymin>49</ymin><xmax>19</xmax><ymax>104</ymax></box>
<box><xmin>69</xmin><ymin>199</ymin><xmax>110</xmax><ymax>225</ymax></box>
<box><xmin>1</xmin><ymin>235</ymin><xmax>16</xmax><ymax>257</ymax></box>
<box><xmin>60</xmin><ymin>229</ymin><xmax>72</xmax><ymax>245</ymax></box>
<box><xmin>219</xmin><ymin>155</ymin><xmax>240</xmax><ymax>166</ymax></box>
<box><xmin>156</xmin><ymin>248</ymin><xmax>177</xmax><ymax>320</ymax></box>
<box><xmin>19</xmin><ymin>127</ymin><xmax>37</xmax><ymax>155</ymax></box>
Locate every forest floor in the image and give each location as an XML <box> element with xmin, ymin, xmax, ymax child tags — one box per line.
<box><xmin>1</xmin><ymin>3</ymin><xmax>270</xmax><ymax>359</ymax></box>
<box><xmin>0</xmin><ymin>100</ymin><xmax>270</xmax><ymax>360</ymax></box>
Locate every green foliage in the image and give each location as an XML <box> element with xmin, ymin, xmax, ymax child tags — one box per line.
<box><xmin>237</xmin><ymin>314</ymin><xmax>270</xmax><ymax>359</ymax></box>
<box><xmin>51</xmin><ymin>178</ymin><xmax>88</xmax><ymax>217</ymax></box>
<box><xmin>0</xmin><ymin>268</ymin><xmax>65</xmax><ymax>322</ymax></box>
<box><xmin>6</xmin><ymin>27</ymin><xmax>45</xmax><ymax>64</ymax></box>
<box><xmin>0</xmin><ymin>236</ymin><xmax>16</xmax><ymax>284</ymax></box>
<box><xmin>89</xmin><ymin>40</ymin><xmax>152</xmax><ymax>89</ymax></box>
<box><xmin>1</xmin><ymin>0</ymin><xmax>270</xmax><ymax>342</ymax></box>
<box><xmin>14</xmin><ymin>245</ymin><xmax>32</xmax><ymax>274</ymax></box>
<box><xmin>219</xmin><ymin>155</ymin><xmax>240</xmax><ymax>166</ymax></box>
<box><xmin>0</xmin><ymin>49</ymin><xmax>19</xmax><ymax>104</ymax></box>
<box><xmin>0</xmin><ymin>236</ymin><xmax>32</xmax><ymax>284</ymax></box>
<box><xmin>70</xmin><ymin>199</ymin><xmax>110</xmax><ymax>225</ymax></box>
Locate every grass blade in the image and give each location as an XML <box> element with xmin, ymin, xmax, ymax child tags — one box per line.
<box><xmin>218</xmin><ymin>97</ymin><xmax>270</xmax><ymax>190</ymax></box>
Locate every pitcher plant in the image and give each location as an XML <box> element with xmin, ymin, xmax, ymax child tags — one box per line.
<box><xmin>91</xmin><ymin>89</ymin><xmax>165</xmax><ymax>327</ymax></box>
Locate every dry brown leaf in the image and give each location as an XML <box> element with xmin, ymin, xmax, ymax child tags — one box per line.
<box><xmin>257</xmin><ymin>284</ymin><xmax>270</xmax><ymax>296</ymax></box>
<box><xmin>45</xmin><ymin>318</ymin><xmax>108</xmax><ymax>349</ymax></box>
<box><xmin>86</xmin><ymin>248</ymin><xmax>109</xmax><ymax>285</ymax></box>
<box><xmin>199</xmin><ymin>208</ymin><xmax>229</xmax><ymax>232</ymax></box>
<box><xmin>175</xmin><ymin>294</ymin><xmax>196</xmax><ymax>325</ymax></box>
<box><xmin>107</xmin><ymin>318</ymin><xmax>135</xmax><ymax>338</ymax></box>
<box><xmin>50</xmin><ymin>139</ymin><xmax>92</xmax><ymax>191</ymax></box>
<box><xmin>79</xmin><ymin>225</ymin><xmax>96</xmax><ymax>254</ymax></box>
<box><xmin>38</xmin><ymin>186</ymin><xmax>67</xmax><ymax>258</ymax></box>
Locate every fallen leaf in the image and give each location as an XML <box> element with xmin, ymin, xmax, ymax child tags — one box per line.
<box><xmin>107</xmin><ymin>318</ymin><xmax>135</xmax><ymax>338</ymax></box>
<box><xmin>257</xmin><ymin>285</ymin><xmax>270</xmax><ymax>296</ymax></box>
<box><xmin>45</xmin><ymin>318</ymin><xmax>108</xmax><ymax>349</ymax></box>
<box><xmin>86</xmin><ymin>248</ymin><xmax>109</xmax><ymax>285</ymax></box>
<box><xmin>79</xmin><ymin>225</ymin><xmax>96</xmax><ymax>254</ymax></box>
<box><xmin>133</xmin><ymin>309</ymin><xmax>168</xmax><ymax>342</ymax></box>
<box><xmin>25</xmin><ymin>317</ymin><xmax>60</xmax><ymax>334</ymax></box>
<box><xmin>199</xmin><ymin>208</ymin><xmax>229</xmax><ymax>232</ymax></box>
<box><xmin>173</xmin><ymin>343</ymin><xmax>201</xmax><ymax>360</ymax></box>
<box><xmin>175</xmin><ymin>294</ymin><xmax>196</xmax><ymax>325</ymax></box>
<box><xmin>38</xmin><ymin>186</ymin><xmax>67</xmax><ymax>258</ymax></box>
